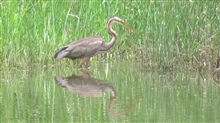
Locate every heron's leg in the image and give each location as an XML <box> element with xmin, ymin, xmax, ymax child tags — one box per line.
<box><xmin>78</xmin><ymin>69</ymin><xmax>91</xmax><ymax>79</ymax></box>
<box><xmin>78</xmin><ymin>57</ymin><xmax>90</xmax><ymax>68</ymax></box>
<box><xmin>84</xmin><ymin>57</ymin><xmax>91</xmax><ymax>68</ymax></box>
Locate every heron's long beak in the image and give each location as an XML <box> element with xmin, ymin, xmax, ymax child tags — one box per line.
<box><xmin>121</xmin><ymin>21</ymin><xmax>138</xmax><ymax>33</ymax></box>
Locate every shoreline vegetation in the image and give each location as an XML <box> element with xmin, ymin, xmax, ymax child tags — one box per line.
<box><xmin>1</xmin><ymin>1</ymin><xmax>220</xmax><ymax>122</ymax></box>
<box><xmin>1</xmin><ymin>1</ymin><xmax>219</xmax><ymax>73</ymax></box>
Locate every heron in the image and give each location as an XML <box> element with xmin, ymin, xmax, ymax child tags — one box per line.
<box><xmin>54</xmin><ymin>17</ymin><xmax>137</xmax><ymax>68</ymax></box>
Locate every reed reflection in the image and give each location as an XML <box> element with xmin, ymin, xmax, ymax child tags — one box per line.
<box><xmin>54</xmin><ymin>70</ymin><xmax>117</xmax><ymax>112</ymax></box>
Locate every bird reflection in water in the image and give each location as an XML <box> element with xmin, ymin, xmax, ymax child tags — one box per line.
<box><xmin>54</xmin><ymin>70</ymin><xmax>117</xmax><ymax>112</ymax></box>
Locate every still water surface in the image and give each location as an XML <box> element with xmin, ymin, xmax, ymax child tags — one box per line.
<box><xmin>1</xmin><ymin>61</ymin><xmax>220</xmax><ymax>122</ymax></box>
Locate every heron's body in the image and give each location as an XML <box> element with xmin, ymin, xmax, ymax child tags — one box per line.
<box><xmin>54</xmin><ymin>17</ymin><xmax>136</xmax><ymax>68</ymax></box>
<box><xmin>54</xmin><ymin>36</ymin><xmax>105</xmax><ymax>60</ymax></box>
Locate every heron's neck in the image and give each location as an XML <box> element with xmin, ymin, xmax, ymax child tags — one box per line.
<box><xmin>102</xmin><ymin>20</ymin><xmax>118</xmax><ymax>51</ymax></box>
<box><xmin>108</xmin><ymin>20</ymin><xmax>117</xmax><ymax>43</ymax></box>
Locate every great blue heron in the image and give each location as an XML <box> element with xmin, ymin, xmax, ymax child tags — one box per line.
<box><xmin>54</xmin><ymin>17</ymin><xmax>137</xmax><ymax>67</ymax></box>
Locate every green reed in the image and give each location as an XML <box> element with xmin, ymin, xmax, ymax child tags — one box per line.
<box><xmin>1</xmin><ymin>1</ymin><xmax>220</xmax><ymax>122</ymax></box>
<box><xmin>0</xmin><ymin>1</ymin><xmax>219</xmax><ymax>69</ymax></box>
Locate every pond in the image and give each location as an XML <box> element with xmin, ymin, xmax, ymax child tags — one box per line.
<box><xmin>1</xmin><ymin>61</ymin><xmax>220</xmax><ymax>122</ymax></box>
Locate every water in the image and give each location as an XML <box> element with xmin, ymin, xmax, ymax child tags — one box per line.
<box><xmin>1</xmin><ymin>61</ymin><xmax>220</xmax><ymax>122</ymax></box>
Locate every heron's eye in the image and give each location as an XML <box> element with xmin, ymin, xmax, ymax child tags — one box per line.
<box><xmin>114</xmin><ymin>17</ymin><xmax>122</xmax><ymax>21</ymax></box>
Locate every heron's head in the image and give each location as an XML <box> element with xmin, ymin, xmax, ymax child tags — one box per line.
<box><xmin>108</xmin><ymin>17</ymin><xmax>123</xmax><ymax>25</ymax></box>
<box><xmin>112</xmin><ymin>16</ymin><xmax>123</xmax><ymax>22</ymax></box>
<box><xmin>108</xmin><ymin>17</ymin><xmax>138</xmax><ymax>33</ymax></box>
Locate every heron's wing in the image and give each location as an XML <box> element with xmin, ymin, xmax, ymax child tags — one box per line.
<box><xmin>54</xmin><ymin>36</ymin><xmax>104</xmax><ymax>59</ymax></box>
<box><xmin>54</xmin><ymin>47</ymin><xmax>69</xmax><ymax>59</ymax></box>
<box><xmin>66</xmin><ymin>39</ymin><xmax>104</xmax><ymax>59</ymax></box>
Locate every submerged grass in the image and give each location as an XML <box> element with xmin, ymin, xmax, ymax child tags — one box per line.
<box><xmin>1</xmin><ymin>1</ymin><xmax>220</xmax><ymax>122</ymax></box>
<box><xmin>0</xmin><ymin>1</ymin><xmax>220</xmax><ymax>70</ymax></box>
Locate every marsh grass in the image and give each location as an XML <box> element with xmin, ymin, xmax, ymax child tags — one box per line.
<box><xmin>1</xmin><ymin>1</ymin><xmax>220</xmax><ymax>122</ymax></box>
<box><xmin>0</xmin><ymin>1</ymin><xmax>220</xmax><ymax>70</ymax></box>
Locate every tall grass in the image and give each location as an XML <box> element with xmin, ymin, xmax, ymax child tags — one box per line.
<box><xmin>0</xmin><ymin>1</ymin><xmax>219</xmax><ymax>69</ymax></box>
<box><xmin>1</xmin><ymin>1</ymin><xmax>220</xmax><ymax>122</ymax></box>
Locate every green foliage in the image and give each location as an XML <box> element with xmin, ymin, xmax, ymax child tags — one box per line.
<box><xmin>1</xmin><ymin>1</ymin><xmax>220</xmax><ymax>122</ymax></box>
<box><xmin>0</xmin><ymin>1</ymin><xmax>219</xmax><ymax>68</ymax></box>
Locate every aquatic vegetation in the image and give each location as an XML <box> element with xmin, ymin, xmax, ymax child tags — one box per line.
<box><xmin>0</xmin><ymin>1</ymin><xmax>219</xmax><ymax>70</ymax></box>
<box><xmin>1</xmin><ymin>1</ymin><xmax>220</xmax><ymax>122</ymax></box>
